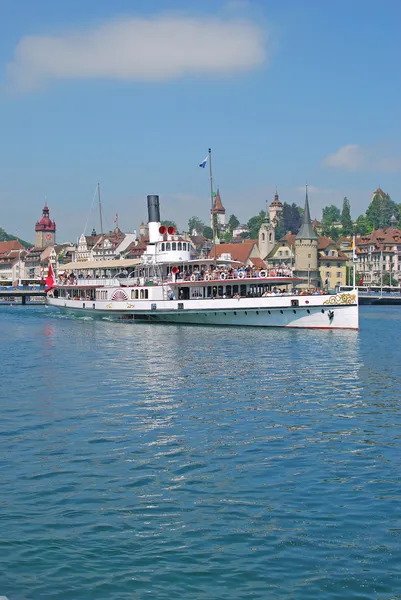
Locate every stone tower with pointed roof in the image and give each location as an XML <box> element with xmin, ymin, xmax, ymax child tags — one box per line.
<box><xmin>35</xmin><ymin>203</ymin><xmax>56</xmax><ymax>248</ymax></box>
<box><xmin>269</xmin><ymin>189</ymin><xmax>283</xmax><ymax>227</ymax></box>
<box><xmin>211</xmin><ymin>188</ymin><xmax>226</xmax><ymax>227</ymax></box>
<box><xmin>294</xmin><ymin>186</ymin><xmax>318</xmax><ymax>287</ymax></box>
<box><xmin>258</xmin><ymin>200</ymin><xmax>275</xmax><ymax>260</ymax></box>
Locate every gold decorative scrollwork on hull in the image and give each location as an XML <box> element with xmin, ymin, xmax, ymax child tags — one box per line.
<box><xmin>106</xmin><ymin>303</ymin><xmax>112</xmax><ymax>309</ymax></box>
<box><xmin>323</xmin><ymin>293</ymin><xmax>356</xmax><ymax>306</ymax></box>
<box><xmin>126</xmin><ymin>303</ymin><xmax>135</xmax><ymax>308</ymax></box>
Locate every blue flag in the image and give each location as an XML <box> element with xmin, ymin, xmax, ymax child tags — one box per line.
<box><xmin>199</xmin><ymin>155</ymin><xmax>208</xmax><ymax>168</ymax></box>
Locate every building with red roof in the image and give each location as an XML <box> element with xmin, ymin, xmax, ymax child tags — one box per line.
<box><xmin>35</xmin><ymin>204</ymin><xmax>56</xmax><ymax>248</ymax></box>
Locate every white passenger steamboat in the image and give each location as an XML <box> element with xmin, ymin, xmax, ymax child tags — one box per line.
<box><xmin>47</xmin><ymin>195</ymin><xmax>358</xmax><ymax>329</ymax></box>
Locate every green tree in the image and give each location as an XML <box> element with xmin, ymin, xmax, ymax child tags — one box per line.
<box><xmin>240</xmin><ymin>231</ymin><xmax>251</xmax><ymax>239</ymax></box>
<box><xmin>203</xmin><ymin>226</ymin><xmax>213</xmax><ymax>240</ymax></box>
<box><xmin>322</xmin><ymin>205</ymin><xmax>341</xmax><ymax>227</ymax></box>
<box><xmin>354</xmin><ymin>214</ymin><xmax>370</xmax><ymax>236</ymax></box>
<box><xmin>274</xmin><ymin>202</ymin><xmax>302</xmax><ymax>239</ymax></box>
<box><xmin>221</xmin><ymin>231</ymin><xmax>233</xmax><ymax>242</ymax></box>
<box><xmin>341</xmin><ymin>197</ymin><xmax>353</xmax><ymax>235</ymax></box>
<box><xmin>366</xmin><ymin>192</ymin><xmax>398</xmax><ymax>230</ymax></box>
<box><xmin>247</xmin><ymin>211</ymin><xmax>266</xmax><ymax>238</ymax></box>
<box><xmin>228</xmin><ymin>214</ymin><xmax>240</xmax><ymax>231</ymax></box>
<box><xmin>327</xmin><ymin>226</ymin><xmax>341</xmax><ymax>241</ymax></box>
<box><xmin>382</xmin><ymin>272</ymin><xmax>398</xmax><ymax>286</ymax></box>
<box><xmin>0</xmin><ymin>227</ymin><xmax>31</xmax><ymax>248</ymax></box>
<box><xmin>188</xmin><ymin>216</ymin><xmax>205</xmax><ymax>234</ymax></box>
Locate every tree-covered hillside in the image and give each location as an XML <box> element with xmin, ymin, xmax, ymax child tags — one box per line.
<box><xmin>0</xmin><ymin>227</ymin><xmax>31</xmax><ymax>248</ymax></box>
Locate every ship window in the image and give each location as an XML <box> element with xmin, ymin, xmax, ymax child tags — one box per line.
<box><xmin>233</xmin><ymin>285</ymin><xmax>239</xmax><ymax>294</ymax></box>
<box><xmin>178</xmin><ymin>242</ymin><xmax>182</xmax><ymax>250</ymax></box>
<box><xmin>166</xmin><ymin>243</ymin><xmax>171</xmax><ymax>251</ymax></box>
<box><xmin>135</xmin><ymin>290</ymin><xmax>139</xmax><ymax>299</ymax></box>
<box><xmin>145</xmin><ymin>289</ymin><xmax>148</xmax><ymax>299</ymax></box>
<box><xmin>183</xmin><ymin>243</ymin><xmax>187</xmax><ymax>250</ymax></box>
<box><xmin>161</xmin><ymin>243</ymin><xmax>165</xmax><ymax>251</ymax></box>
<box><xmin>240</xmin><ymin>284</ymin><xmax>246</xmax><ymax>297</ymax></box>
<box><xmin>140</xmin><ymin>289</ymin><xmax>144</xmax><ymax>299</ymax></box>
<box><xmin>226</xmin><ymin>285</ymin><xmax>232</xmax><ymax>297</ymax></box>
<box><xmin>172</xmin><ymin>242</ymin><xmax>176</xmax><ymax>250</ymax></box>
<box><xmin>218</xmin><ymin>286</ymin><xmax>224</xmax><ymax>296</ymax></box>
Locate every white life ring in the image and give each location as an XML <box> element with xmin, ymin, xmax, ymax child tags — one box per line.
<box><xmin>238</xmin><ymin>271</ymin><xmax>245</xmax><ymax>279</ymax></box>
<box><xmin>259</xmin><ymin>270</ymin><xmax>267</xmax><ymax>278</ymax></box>
<box><xmin>190</xmin><ymin>274</ymin><xmax>196</xmax><ymax>281</ymax></box>
<box><xmin>220</xmin><ymin>272</ymin><xmax>226</xmax><ymax>280</ymax></box>
<box><xmin>205</xmin><ymin>274</ymin><xmax>211</xmax><ymax>281</ymax></box>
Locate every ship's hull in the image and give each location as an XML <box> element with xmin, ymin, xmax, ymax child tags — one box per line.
<box><xmin>47</xmin><ymin>295</ymin><xmax>358</xmax><ymax>329</ymax></box>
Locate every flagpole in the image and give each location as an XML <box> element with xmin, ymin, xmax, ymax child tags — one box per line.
<box><xmin>97</xmin><ymin>183</ymin><xmax>104</xmax><ymax>235</ymax></box>
<box><xmin>352</xmin><ymin>235</ymin><xmax>356</xmax><ymax>289</ymax></box>
<box><xmin>209</xmin><ymin>148</ymin><xmax>217</xmax><ymax>264</ymax></box>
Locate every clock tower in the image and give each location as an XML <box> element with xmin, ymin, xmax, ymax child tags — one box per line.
<box><xmin>35</xmin><ymin>204</ymin><xmax>56</xmax><ymax>248</ymax></box>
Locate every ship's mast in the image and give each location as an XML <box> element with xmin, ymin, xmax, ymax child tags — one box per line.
<box><xmin>208</xmin><ymin>148</ymin><xmax>217</xmax><ymax>264</ymax></box>
<box><xmin>97</xmin><ymin>183</ymin><xmax>104</xmax><ymax>235</ymax></box>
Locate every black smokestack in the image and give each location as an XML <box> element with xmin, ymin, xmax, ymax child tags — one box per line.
<box><xmin>147</xmin><ymin>195</ymin><xmax>160</xmax><ymax>223</ymax></box>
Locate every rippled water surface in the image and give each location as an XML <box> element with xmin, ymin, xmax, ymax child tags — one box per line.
<box><xmin>1</xmin><ymin>306</ymin><xmax>401</xmax><ymax>599</ymax></box>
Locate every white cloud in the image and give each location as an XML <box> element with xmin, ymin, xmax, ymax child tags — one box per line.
<box><xmin>295</xmin><ymin>185</ymin><xmax>334</xmax><ymax>194</ymax></box>
<box><xmin>6</xmin><ymin>14</ymin><xmax>267</xmax><ymax>91</ymax></box>
<box><xmin>323</xmin><ymin>144</ymin><xmax>364</xmax><ymax>171</ymax></box>
<box><xmin>324</xmin><ymin>144</ymin><xmax>401</xmax><ymax>173</ymax></box>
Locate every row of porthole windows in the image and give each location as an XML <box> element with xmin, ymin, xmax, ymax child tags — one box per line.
<box><xmin>160</xmin><ymin>242</ymin><xmax>188</xmax><ymax>252</ymax></box>
<box><xmin>131</xmin><ymin>289</ymin><xmax>149</xmax><ymax>299</ymax></box>
<box><xmin>206</xmin><ymin>308</ymin><xmax>322</xmax><ymax>316</ymax></box>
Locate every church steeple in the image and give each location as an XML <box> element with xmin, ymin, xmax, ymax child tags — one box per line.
<box><xmin>265</xmin><ymin>199</ymin><xmax>270</xmax><ymax>223</ymax></box>
<box><xmin>296</xmin><ymin>185</ymin><xmax>317</xmax><ymax>240</ymax></box>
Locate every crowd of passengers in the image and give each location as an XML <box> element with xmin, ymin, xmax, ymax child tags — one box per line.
<box><xmin>169</xmin><ymin>265</ymin><xmax>293</xmax><ymax>282</ymax></box>
<box><xmin>182</xmin><ymin>287</ymin><xmax>330</xmax><ymax>299</ymax></box>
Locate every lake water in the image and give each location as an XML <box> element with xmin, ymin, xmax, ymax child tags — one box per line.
<box><xmin>1</xmin><ymin>306</ymin><xmax>400</xmax><ymax>599</ymax></box>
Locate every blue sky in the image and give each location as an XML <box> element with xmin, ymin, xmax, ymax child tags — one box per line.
<box><xmin>0</xmin><ymin>0</ymin><xmax>400</xmax><ymax>242</ymax></box>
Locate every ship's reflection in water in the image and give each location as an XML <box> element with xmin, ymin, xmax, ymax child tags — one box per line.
<box><xmin>1</xmin><ymin>306</ymin><xmax>401</xmax><ymax>599</ymax></box>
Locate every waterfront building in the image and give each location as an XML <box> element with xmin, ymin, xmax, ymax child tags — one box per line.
<box><xmin>139</xmin><ymin>221</ymin><xmax>149</xmax><ymax>239</ymax></box>
<box><xmin>35</xmin><ymin>204</ymin><xmax>56</xmax><ymax>248</ymax></box>
<box><xmin>311</xmin><ymin>218</ymin><xmax>322</xmax><ymax>234</ymax></box>
<box><xmin>208</xmin><ymin>241</ymin><xmax>261</xmax><ymax>267</ymax></box>
<box><xmin>75</xmin><ymin>228</ymin><xmax>137</xmax><ymax>263</ymax></box>
<box><xmin>356</xmin><ymin>227</ymin><xmax>401</xmax><ymax>285</ymax></box>
<box><xmin>318</xmin><ymin>236</ymin><xmax>348</xmax><ymax>289</ymax></box>
<box><xmin>294</xmin><ymin>187</ymin><xmax>319</xmax><ymax>287</ymax></box>
<box><xmin>258</xmin><ymin>201</ymin><xmax>275</xmax><ymax>261</ymax></box>
<box><xmin>232</xmin><ymin>224</ymin><xmax>249</xmax><ymax>238</ymax></box>
<box><xmin>75</xmin><ymin>230</ymin><xmax>102</xmax><ymax>261</ymax></box>
<box><xmin>269</xmin><ymin>189</ymin><xmax>283</xmax><ymax>226</ymax></box>
<box><xmin>265</xmin><ymin>233</ymin><xmax>295</xmax><ymax>270</ymax></box>
<box><xmin>189</xmin><ymin>234</ymin><xmax>212</xmax><ymax>259</ymax></box>
<box><xmin>0</xmin><ymin>240</ymin><xmax>25</xmax><ymax>284</ymax></box>
<box><xmin>211</xmin><ymin>188</ymin><xmax>226</xmax><ymax>228</ymax></box>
